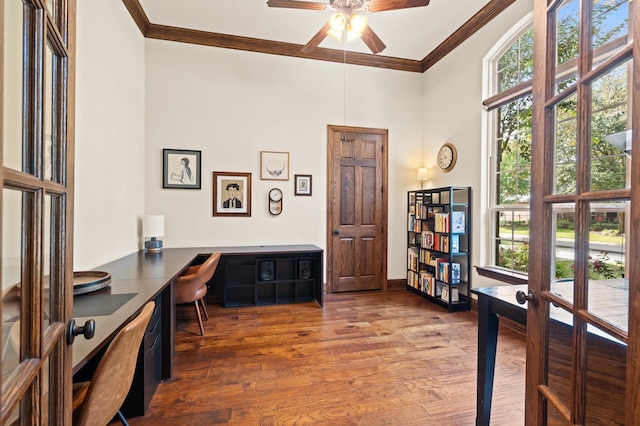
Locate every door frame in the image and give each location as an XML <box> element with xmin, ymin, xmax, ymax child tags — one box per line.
<box><xmin>326</xmin><ymin>124</ymin><xmax>388</xmax><ymax>294</ymax></box>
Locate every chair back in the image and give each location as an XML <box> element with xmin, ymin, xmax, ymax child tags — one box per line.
<box><xmin>74</xmin><ymin>301</ymin><xmax>155</xmax><ymax>426</ymax></box>
<box><xmin>175</xmin><ymin>252</ymin><xmax>221</xmax><ymax>304</ymax></box>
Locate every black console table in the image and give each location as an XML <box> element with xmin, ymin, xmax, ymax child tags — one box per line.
<box><xmin>202</xmin><ymin>245</ymin><xmax>324</xmax><ymax>308</ymax></box>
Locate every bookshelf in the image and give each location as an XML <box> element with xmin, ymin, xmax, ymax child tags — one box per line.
<box><xmin>407</xmin><ymin>186</ymin><xmax>471</xmax><ymax>311</ymax></box>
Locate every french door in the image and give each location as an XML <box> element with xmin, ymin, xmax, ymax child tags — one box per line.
<box><xmin>527</xmin><ymin>0</ymin><xmax>639</xmax><ymax>424</ymax></box>
<box><xmin>1</xmin><ymin>0</ymin><xmax>75</xmax><ymax>424</ymax></box>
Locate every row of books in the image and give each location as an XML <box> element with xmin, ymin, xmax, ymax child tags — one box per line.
<box><xmin>434</xmin><ymin>211</ymin><xmax>466</xmax><ymax>233</ymax></box>
<box><xmin>414</xmin><ymin>201</ymin><xmax>440</xmax><ymax>220</ymax></box>
<box><xmin>407</xmin><ymin>270</ymin><xmax>437</xmax><ymax>296</ymax></box>
<box><xmin>439</xmin><ymin>261</ymin><xmax>461</xmax><ymax>284</ymax></box>
<box><xmin>420</xmin><ymin>232</ymin><xmax>460</xmax><ymax>253</ymax></box>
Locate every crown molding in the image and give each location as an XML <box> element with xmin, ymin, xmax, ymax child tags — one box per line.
<box><xmin>122</xmin><ymin>0</ymin><xmax>516</xmax><ymax>73</ymax></box>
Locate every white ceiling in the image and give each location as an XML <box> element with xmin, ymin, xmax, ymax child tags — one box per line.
<box><xmin>137</xmin><ymin>0</ymin><xmax>494</xmax><ymax>60</ymax></box>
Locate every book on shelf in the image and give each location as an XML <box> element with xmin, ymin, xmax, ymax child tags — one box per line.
<box><xmin>450</xmin><ymin>234</ymin><xmax>460</xmax><ymax>253</ymax></box>
<box><xmin>407</xmin><ymin>247</ymin><xmax>419</xmax><ymax>272</ymax></box>
<box><xmin>441</xmin><ymin>285</ymin><xmax>459</xmax><ymax>302</ymax></box>
<box><xmin>451</xmin><ymin>211</ymin><xmax>465</xmax><ymax>233</ymax></box>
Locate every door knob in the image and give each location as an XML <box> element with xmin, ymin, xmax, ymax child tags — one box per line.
<box><xmin>515</xmin><ymin>289</ymin><xmax>538</xmax><ymax>307</ymax></box>
<box><xmin>67</xmin><ymin>319</ymin><xmax>96</xmax><ymax>344</ymax></box>
<box><xmin>334</xmin><ymin>230</ymin><xmax>340</xmax><ymax>235</ymax></box>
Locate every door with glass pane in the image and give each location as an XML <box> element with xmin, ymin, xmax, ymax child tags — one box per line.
<box><xmin>527</xmin><ymin>0</ymin><xmax>638</xmax><ymax>424</ymax></box>
<box><xmin>1</xmin><ymin>0</ymin><xmax>75</xmax><ymax>424</ymax></box>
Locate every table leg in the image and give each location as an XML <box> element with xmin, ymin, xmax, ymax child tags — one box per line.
<box><xmin>476</xmin><ymin>297</ymin><xmax>499</xmax><ymax>426</ymax></box>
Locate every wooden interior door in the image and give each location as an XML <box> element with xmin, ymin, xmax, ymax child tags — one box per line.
<box><xmin>1</xmin><ymin>1</ymin><xmax>76</xmax><ymax>424</ymax></box>
<box><xmin>526</xmin><ymin>0</ymin><xmax>638</xmax><ymax>424</ymax></box>
<box><xmin>327</xmin><ymin>125</ymin><xmax>388</xmax><ymax>293</ymax></box>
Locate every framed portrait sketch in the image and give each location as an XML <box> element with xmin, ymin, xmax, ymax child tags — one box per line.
<box><xmin>163</xmin><ymin>149</ymin><xmax>202</xmax><ymax>189</ymax></box>
<box><xmin>294</xmin><ymin>174</ymin><xmax>312</xmax><ymax>196</ymax></box>
<box><xmin>260</xmin><ymin>151</ymin><xmax>289</xmax><ymax>181</ymax></box>
<box><xmin>213</xmin><ymin>172</ymin><xmax>252</xmax><ymax>217</ymax></box>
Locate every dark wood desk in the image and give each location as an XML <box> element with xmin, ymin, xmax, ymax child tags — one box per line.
<box><xmin>471</xmin><ymin>283</ymin><xmax>627</xmax><ymax>426</ymax></box>
<box><xmin>72</xmin><ymin>248</ymin><xmax>203</xmax><ymax>376</ymax></box>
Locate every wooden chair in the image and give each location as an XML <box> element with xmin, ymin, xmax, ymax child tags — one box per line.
<box><xmin>72</xmin><ymin>301</ymin><xmax>155</xmax><ymax>426</ymax></box>
<box><xmin>175</xmin><ymin>252</ymin><xmax>221</xmax><ymax>336</ymax></box>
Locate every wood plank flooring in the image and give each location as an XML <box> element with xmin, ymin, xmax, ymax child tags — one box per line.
<box><xmin>127</xmin><ymin>290</ymin><xmax>525</xmax><ymax>425</ymax></box>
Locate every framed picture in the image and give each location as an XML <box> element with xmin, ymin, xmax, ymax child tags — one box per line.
<box><xmin>294</xmin><ymin>174</ymin><xmax>312</xmax><ymax>196</ymax></box>
<box><xmin>213</xmin><ymin>172</ymin><xmax>251</xmax><ymax>217</ymax></box>
<box><xmin>260</xmin><ymin>151</ymin><xmax>289</xmax><ymax>180</ymax></box>
<box><xmin>163</xmin><ymin>149</ymin><xmax>201</xmax><ymax>189</ymax></box>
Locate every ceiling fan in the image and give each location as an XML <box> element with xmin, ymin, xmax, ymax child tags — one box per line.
<box><xmin>266</xmin><ymin>0</ymin><xmax>430</xmax><ymax>54</ymax></box>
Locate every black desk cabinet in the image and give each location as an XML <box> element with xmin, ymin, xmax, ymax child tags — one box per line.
<box><xmin>205</xmin><ymin>245</ymin><xmax>323</xmax><ymax>308</ymax></box>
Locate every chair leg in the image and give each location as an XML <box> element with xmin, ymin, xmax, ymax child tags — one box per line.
<box><xmin>193</xmin><ymin>301</ymin><xmax>205</xmax><ymax>336</ymax></box>
<box><xmin>199</xmin><ymin>298</ymin><xmax>209</xmax><ymax>321</ymax></box>
<box><xmin>116</xmin><ymin>410</ymin><xmax>129</xmax><ymax>426</ymax></box>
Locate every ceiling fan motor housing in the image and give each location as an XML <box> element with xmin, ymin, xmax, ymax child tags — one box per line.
<box><xmin>330</xmin><ymin>0</ymin><xmax>370</xmax><ymax>12</ymax></box>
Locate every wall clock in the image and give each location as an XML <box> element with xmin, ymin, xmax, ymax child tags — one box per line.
<box><xmin>437</xmin><ymin>142</ymin><xmax>457</xmax><ymax>172</ymax></box>
<box><xmin>268</xmin><ymin>188</ymin><xmax>283</xmax><ymax>216</ymax></box>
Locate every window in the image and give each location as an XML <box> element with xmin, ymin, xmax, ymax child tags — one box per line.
<box><xmin>484</xmin><ymin>23</ymin><xmax>534</xmax><ymax>275</ymax></box>
<box><xmin>483</xmin><ymin>6</ymin><xmax>629</xmax><ymax>279</ymax></box>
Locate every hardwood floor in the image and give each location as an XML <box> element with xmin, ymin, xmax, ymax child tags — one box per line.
<box><xmin>127</xmin><ymin>290</ymin><xmax>525</xmax><ymax>425</ymax></box>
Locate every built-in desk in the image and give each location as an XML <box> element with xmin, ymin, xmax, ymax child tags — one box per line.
<box><xmin>72</xmin><ymin>245</ymin><xmax>324</xmax><ymax>416</ymax></box>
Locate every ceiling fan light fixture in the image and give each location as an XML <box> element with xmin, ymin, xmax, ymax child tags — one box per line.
<box><xmin>346</xmin><ymin>13</ymin><xmax>367</xmax><ymax>40</ymax></box>
<box><xmin>328</xmin><ymin>12</ymin><xmax>347</xmax><ymax>40</ymax></box>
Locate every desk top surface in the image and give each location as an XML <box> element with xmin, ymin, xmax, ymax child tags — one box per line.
<box><xmin>472</xmin><ymin>281</ymin><xmax>628</xmax><ymax>344</ymax></box>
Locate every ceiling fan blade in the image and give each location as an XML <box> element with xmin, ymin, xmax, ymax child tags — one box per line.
<box><xmin>301</xmin><ymin>22</ymin><xmax>331</xmax><ymax>53</ymax></box>
<box><xmin>368</xmin><ymin>0</ymin><xmax>430</xmax><ymax>12</ymax></box>
<box><xmin>266</xmin><ymin>0</ymin><xmax>329</xmax><ymax>11</ymax></box>
<box><xmin>360</xmin><ymin>25</ymin><xmax>386</xmax><ymax>54</ymax></box>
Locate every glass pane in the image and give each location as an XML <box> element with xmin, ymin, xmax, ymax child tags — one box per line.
<box><xmin>554</xmin><ymin>93</ymin><xmax>578</xmax><ymax>195</ymax></box>
<box><xmin>2</xmin><ymin>189</ymin><xmax>23</xmax><ymax>382</ymax></box>
<box><xmin>546</xmin><ymin>311</ymin><xmax>573</xmax><ymax>424</ymax></box>
<box><xmin>497</xmin><ymin>28</ymin><xmax>534</xmax><ymax>92</ymax></box>
<box><xmin>555</xmin><ymin>0</ymin><xmax>580</xmax><ymax>94</ymax></box>
<box><xmin>44</xmin><ymin>43</ymin><xmax>54</xmax><ymax>181</ymax></box>
<box><xmin>496</xmin><ymin>209</ymin><xmax>530</xmax><ymax>273</ymax></box>
<box><xmin>587</xmin><ymin>201</ymin><xmax>627</xmax><ymax>332</ymax></box>
<box><xmin>496</xmin><ymin>96</ymin><xmax>532</xmax><ymax>204</ymax></box>
<box><xmin>592</xmin><ymin>0</ymin><xmax>630</xmax><ymax>68</ymax></box>
<box><xmin>553</xmin><ymin>204</ymin><xmax>576</xmax><ymax>281</ymax></box>
<box><xmin>44</xmin><ymin>195</ymin><xmax>52</xmax><ymax>326</ymax></box>
<box><xmin>584</xmin><ymin>330</ymin><xmax>626</xmax><ymax>423</ymax></box>
<box><xmin>591</xmin><ymin>61</ymin><xmax>631</xmax><ymax>191</ymax></box>
<box><xmin>3</xmin><ymin>0</ymin><xmax>24</xmax><ymax>171</ymax></box>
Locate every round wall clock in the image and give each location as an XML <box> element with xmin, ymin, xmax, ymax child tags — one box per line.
<box><xmin>437</xmin><ymin>142</ymin><xmax>457</xmax><ymax>172</ymax></box>
<box><xmin>268</xmin><ymin>188</ymin><xmax>283</xmax><ymax>216</ymax></box>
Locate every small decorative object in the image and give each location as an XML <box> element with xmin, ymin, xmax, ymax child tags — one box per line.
<box><xmin>437</xmin><ymin>143</ymin><xmax>457</xmax><ymax>172</ymax></box>
<box><xmin>213</xmin><ymin>172</ymin><xmax>252</xmax><ymax>217</ymax></box>
<box><xmin>268</xmin><ymin>188</ymin><xmax>283</xmax><ymax>215</ymax></box>
<box><xmin>294</xmin><ymin>174</ymin><xmax>312</xmax><ymax>196</ymax></box>
<box><xmin>143</xmin><ymin>215</ymin><xmax>164</xmax><ymax>252</ymax></box>
<box><xmin>260</xmin><ymin>151</ymin><xmax>289</xmax><ymax>180</ymax></box>
<box><xmin>163</xmin><ymin>149</ymin><xmax>201</xmax><ymax>189</ymax></box>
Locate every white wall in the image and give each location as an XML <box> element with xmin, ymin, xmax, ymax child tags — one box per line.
<box><xmin>421</xmin><ymin>0</ymin><xmax>534</xmax><ymax>287</ymax></box>
<box><xmin>144</xmin><ymin>40</ymin><xmax>423</xmax><ymax>279</ymax></box>
<box><xmin>74</xmin><ymin>0</ymin><xmax>146</xmax><ymax>269</ymax></box>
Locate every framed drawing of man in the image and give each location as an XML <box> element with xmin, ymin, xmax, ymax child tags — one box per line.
<box><xmin>213</xmin><ymin>172</ymin><xmax>252</xmax><ymax>217</ymax></box>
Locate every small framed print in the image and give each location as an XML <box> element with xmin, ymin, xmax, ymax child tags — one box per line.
<box><xmin>163</xmin><ymin>149</ymin><xmax>201</xmax><ymax>189</ymax></box>
<box><xmin>260</xmin><ymin>151</ymin><xmax>289</xmax><ymax>180</ymax></box>
<box><xmin>213</xmin><ymin>172</ymin><xmax>251</xmax><ymax>217</ymax></box>
<box><xmin>294</xmin><ymin>174</ymin><xmax>312</xmax><ymax>196</ymax></box>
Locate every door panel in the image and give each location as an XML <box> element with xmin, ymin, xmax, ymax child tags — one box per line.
<box><xmin>328</xmin><ymin>126</ymin><xmax>387</xmax><ymax>293</ymax></box>
<box><xmin>528</xmin><ymin>0</ymin><xmax>637</xmax><ymax>423</ymax></box>
<box><xmin>1</xmin><ymin>1</ymin><xmax>75</xmax><ymax>424</ymax></box>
